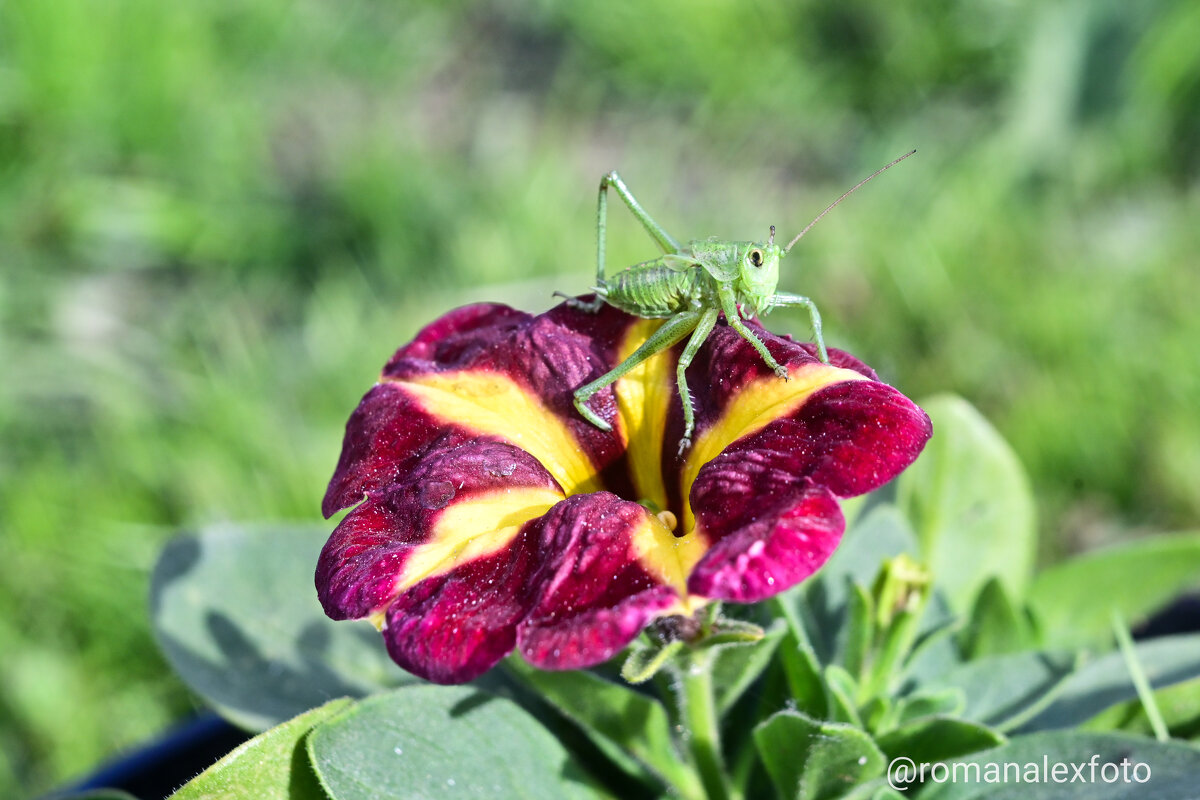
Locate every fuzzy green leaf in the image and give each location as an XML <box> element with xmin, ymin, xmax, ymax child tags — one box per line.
<box><xmin>308</xmin><ymin>685</ymin><xmax>607</xmax><ymax>800</ymax></box>
<box><xmin>962</xmin><ymin>576</ymin><xmax>1035</xmax><ymax>658</ymax></box>
<box><xmin>874</xmin><ymin>715</ymin><xmax>1004</xmax><ymax>765</ymax></box>
<box><xmin>169</xmin><ymin>699</ymin><xmax>349</xmax><ymax>800</ymax></box>
<box><xmin>897</xmin><ymin>394</ymin><xmax>1036</xmax><ymax>611</ymax></box>
<box><xmin>1020</xmin><ymin>633</ymin><xmax>1200</xmax><ymax>732</ymax></box>
<box><xmin>753</xmin><ymin>711</ymin><xmax>885</xmax><ymax>800</ymax></box>
<box><xmin>1082</xmin><ymin>675</ymin><xmax>1200</xmax><ymax>739</ymax></box>
<box><xmin>798</xmin><ymin>505</ymin><xmax>921</xmax><ymax>664</ymax></box>
<box><xmin>712</xmin><ymin>620</ymin><xmax>786</xmax><ymax>715</ymax></box>
<box><xmin>151</xmin><ymin>524</ymin><xmax>407</xmax><ymax>731</ymax></box>
<box><xmin>914</xmin><ymin>732</ymin><xmax>1200</xmax><ymax>798</ymax></box>
<box><xmin>922</xmin><ymin>651</ymin><xmax>1078</xmax><ymax>731</ymax></box>
<box><xmin>1027</xmin><ymin>534</ymin><xmax>1200</xmax><ymax>649</ymax></box>
<box><xmin>505</xmin><ymin>659</ymin><xmax>695</xmax><ymax>794</ymax></box>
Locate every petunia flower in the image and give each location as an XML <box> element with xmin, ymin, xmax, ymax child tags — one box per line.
<box><xmin>316</xmin><ymin>300</ymin><xmax>931</xmax><ymax>684</ymax></box>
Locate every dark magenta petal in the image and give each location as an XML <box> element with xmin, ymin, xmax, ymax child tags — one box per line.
<box><xmin>381</xmin><ymin>528</ymin><xmax>541</xmax><ymax>684</ymax></box>
<box><xmin>517</xmin><ymin>493</ymin><xmax>681</xmax><ymax>671</ymax></box>
<box><xmin>389</xmin><ymin>303</ymin><xmax>534</xmax><ymax>365</ymax></box>
<box><xmin>688</xmin><ymin>483</ymin><xmax>843</xmax><ymax>602</ymax></box>
<box><xmin>771</xmin><ymin>379</ymin><xmax>932</xmax><ymax>498</ymax></box>
<box><xmin>382</xmin><ymin>301</ymin><xmax>640</xmax><ymax>444</ymax></box>
<box><xmin>324</xmin><ymin>302</ymin><xmax>655</xmax><ymax>517</ymax></box>
<box><xmin>319</xmin><ymin>300</ymin><xmax>933</xmax><ymax>681</ymax></box>
<box><xmin>316</xmin><ymin>439</ymin><xmax>562</xmax><ymax>621</ymax></box>
<box><xmin>686</xmin><ymin>378</ymin><xmax>931</xmax><ymax>601</ymax></box>
<box><xmin>323</xmin><ymin>382</ymin><xmax>476</xmax><ymax>518</ymax></box>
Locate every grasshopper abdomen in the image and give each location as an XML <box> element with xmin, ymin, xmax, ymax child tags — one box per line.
<box><xmin>599</xmin><ymin>261</ymin><xmax>704</xmax><ymax>319</ymax></box>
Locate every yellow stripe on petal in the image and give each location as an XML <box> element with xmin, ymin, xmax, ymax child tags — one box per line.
<box><xmin>614</xmin><ymin>319</ymin><xmax>673</xmax><ymax>511</ymax></box>
<box><xmin>396</xmin><ymin>370</ymin><xmax>604</xmax><ymax>497</ymax></box>
<box><xmin>629</xmin><ymin>512</ymin><xmax>706</xmax><ymax>597</ymax></box>
<box><xmin>680</xmin><ymin>363</ymin><xmax>869</xmax><ymax>534</ymax></box>
<box><xmin>396</xmin><ymin>486</ymin><xmax>564</xmax><ymax>592</ymax></box>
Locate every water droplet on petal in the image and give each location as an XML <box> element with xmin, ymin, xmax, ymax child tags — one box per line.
<box><xmin>420</xmin><ymin>481</ymin><xmax>456</xmax><ymax>509</ymax></box>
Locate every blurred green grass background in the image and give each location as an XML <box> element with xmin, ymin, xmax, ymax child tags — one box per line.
<box><xmin>2</xmin><ymin>0</ymin><xmax>1199</xmax><ymax>795</ymax></box>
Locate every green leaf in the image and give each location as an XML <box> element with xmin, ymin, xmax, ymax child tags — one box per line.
<box><xmin>874</xmin><ymin>715</ymin><xmax>1004</xmax><ymax>764</ymax></box>
<box><xmin>893</xmin><ymin>687</ymin><xmax>967</xmax><ymax>726</ymax></box>
<box><xmin>962</xmin><ymin>577</ymin><xmax>1035</xmax><ymax>658</ymax></box>
<box><xmin>921</xmin><ymin>651</ymin><xmax>1079</xmax><ymax>731</ymax></box>
<box><xmin>712</xmin><ymin>619</ymin><xmax>786</xmax><ymax>715</ymax></box>
<box><xmin>843</xmin><ymin>582</ymin><xmax>874</xmax><ymax>681</ymax></box>
<box><xmin>308</xmin><ymin>685</ymin><xmax>608</xmax><ymax>800</ymax></box>
<box><xmin>150</xmin><ymin>523</ymin><xmax>410</xmax><ymax>731</ymax></box>
<box><xmin>620</xmin><ymin>639</ymin><xmax>683</xmax><ymax>684</ymax></box>
<box><xmin>863</xmin><ymin>607</ymin><xmax>921</xmax><ymax>699</ymax></box>
<box><xmin>1020</xmin><ymin>633</ymin><xmax>1200</xmax><ymax>732</ymax></box>
<box><xmin>914</xmin><ymin>732</ymin><xmax>1200</xmax><ymax>799</ymax></box>
<box><xmin>897</xmin><ymin>394</ymin><xmax>1036</xmax><ymax>611</ymax></box>
<box><xmin>774</xmin><ymin>604</ymin><xmax>828</xmax><ymax>719</ymax></box>
<box><xmin>830</xmin><ymin>782</ymin><xmax>908</xmax><ymax>800</ymax></box>
<box><xmin>753</xmin><ymin>711</ymin><xmax>885</xmax><ymax>800</ymax></box>
<box><xmin>825</xmin><ymin>664</ymin><xmax>864</xmax><ymax>727</ymax></box>
<box><xmin>170</xmin><ymin>698</ymin><xmax>350</xmax><ymax>800</ymax></box>
<box><xmin>505</xmin><ymin>659</ymin><xmax>696</xmax><ymax>794</ymax></box>
<box><xmin>900</xmin><ymin>596</ymin><xmax>965</xmax><ymax>686</ymax></box>
<box><xmin>799</xmin><ymin>505</ymin><xmax>920</xmax><ymax>664</ymax></box>
<box><xmin>1082</xmin><ymin>675</ymin><xmax>1200</xmax><ymax>739</ymax></box>
<box><xmin>1027</xmin><ymin>534</ymin><xmax>1200</xmax><ymax>649</ymax></box>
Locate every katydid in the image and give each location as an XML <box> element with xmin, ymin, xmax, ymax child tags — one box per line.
<box><xmin>564</xmin><ymin>151</ymin><xmax>915</xmax><ymax>455</ymax></box>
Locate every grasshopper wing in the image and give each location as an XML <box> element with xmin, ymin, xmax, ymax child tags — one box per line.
<box><xmin>661</xmin><ymin>253</ymin><xmax>704</xmax><ymax>272</ymax></box>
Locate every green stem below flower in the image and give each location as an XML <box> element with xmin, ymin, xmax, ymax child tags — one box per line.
<box><xmin>678</xmin><ymin>647</ymin><xmax>736</xmax><ymax>800</ymax></box>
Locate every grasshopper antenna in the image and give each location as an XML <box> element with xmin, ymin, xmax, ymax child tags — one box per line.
<box><xmin>768</xmin><ymin>224</ymin><xmax>776</xmax><ymax>245</ymax></box>
<box><xmin>783</xmin><ymin>149</ymin><xmax>916</xmax><ymax>254</ymax></box>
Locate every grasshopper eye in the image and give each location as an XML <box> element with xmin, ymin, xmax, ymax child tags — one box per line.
<box><xmin>748</xmin><ymin>248</ymin><xmax>764</xmax><ymax>267</ymax></box>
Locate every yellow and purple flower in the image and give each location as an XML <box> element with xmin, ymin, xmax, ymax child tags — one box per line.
<box><xmin>316</xmin><ymin>301</ymin><xmax>931</xmax><ymax>684</ymax></box>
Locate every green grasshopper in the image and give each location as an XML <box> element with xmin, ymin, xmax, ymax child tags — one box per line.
<box><xmin>565</xmin><ymin>151</ymin><xmax>914</xmax><ymax>455</ymax></box>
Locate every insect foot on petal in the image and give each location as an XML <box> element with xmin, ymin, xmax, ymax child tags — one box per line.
<box><xmin>573</xmin><ymin>395</ymin><xmax>613</xmax><ymax>432</ymax></box>
<box><xmin>677</xmin><ymin>436</ymin><xmax>692</xmax><ymax>457</ymax></box>
<box><xmin>775</xmin><ymin>364</ymin><xmax>789</xmax><ymax>380</ymax></box>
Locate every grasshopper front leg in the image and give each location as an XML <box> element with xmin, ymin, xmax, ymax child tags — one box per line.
<box><xmin>768</xmin><ymin>292</ymin><xmax>829</xmax><ymax>364</ymax></box>
<box><xmin>574</xmin><ymin>310</ymin><xmax>702</xmax><ymax>431</ymax></box>
<box><xmin>675</xmin><ymin>307</ymin><xmax>720</xmax><ymax>454</ymax></box>
<box><xmin>717</xmin><ymin>284</ymin><xmax>790</xmax><ymax>380</ymax></box>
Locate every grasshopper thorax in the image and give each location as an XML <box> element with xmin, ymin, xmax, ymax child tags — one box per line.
<box><xmin>686</xmin><ymin>236</ymin><xmax>783</xmax><ymax>317</ymax></box>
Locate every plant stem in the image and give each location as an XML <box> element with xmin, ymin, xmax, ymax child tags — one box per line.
<box><xmin>1112</xmin><ymin>610</ymin><xmax>1169</xmax><ymax>742</ymax></box>
<box><xmin>678</xmin><ymin>648</ymin><xmax>735</xmax><ymax>800</ymax></box>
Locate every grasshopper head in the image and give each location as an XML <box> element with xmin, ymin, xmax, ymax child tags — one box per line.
<box><xmin>738</xmin><ymin>226</ymin><xmax>782</xmax><ymax>316</ymax></box>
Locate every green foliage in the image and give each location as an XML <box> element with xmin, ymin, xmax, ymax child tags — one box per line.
<box><xmin>753</xmin><ymin>711</ymin><xmax>886</xmax><ymax>800</ymax></box>
<box><xmin>897</xmin><ymin>394</ymin><xmax>1036</xmax><ymax>611</ymax></box>
<box><xmin>169</xmin><ymin>699</ymin><xmax>348</xmax><ymax>800</ymax></box>
<box><xmin>1027</xmin><ymin>534</ymin><xmax>1200</xmax><ymax>649</ymax></box>
<box><xmin>149</xmin><ymin>524</ymin><xmax>409</xmax><ymax>731</ymax></box>
<box><xmin>308</xmin><ymin>687</ymin><xmax>608</xmax><ymax>800</ymax></box>
<box><xmin>914</xmin><ymin>732</ymin><xmax>1200</xmax><ymax>799</ymax></box>
<box><xmin>505</xmin><ymin>661</ymin><xmax>696</xmax><ymax>795</ymax></box>
<box><xmin>137</xmin><ymin>397</ymin><xmax>1200</xmax><ymax>800</ymax></box>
